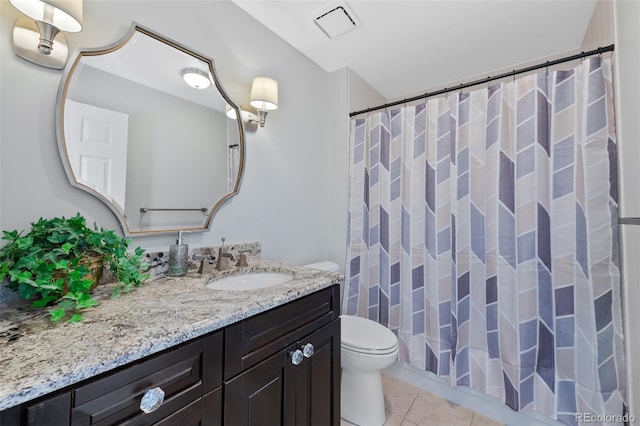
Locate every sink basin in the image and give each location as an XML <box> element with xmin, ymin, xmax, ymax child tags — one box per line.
<box><xmin>206</xmin><ymin>272</ymin><xmax>294</xmax><ymax>291</ymax></box>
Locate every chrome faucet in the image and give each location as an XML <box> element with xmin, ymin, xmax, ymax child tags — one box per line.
<box><xmin>215</xmin><ymin>238</ymin><xmax>235</xmax><ymax>271</ymax></box>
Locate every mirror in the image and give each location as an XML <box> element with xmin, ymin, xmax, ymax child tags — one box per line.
<box><xmin>56</xmin><ymin>23</ymin><xmax>245</xmax><ymax>235</ymax></box>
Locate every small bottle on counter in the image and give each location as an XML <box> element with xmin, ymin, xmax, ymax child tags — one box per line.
<box><xmin>168</xmin><ymin>230</ymin><xmax>189</xmax><ymax>277</ymax></box>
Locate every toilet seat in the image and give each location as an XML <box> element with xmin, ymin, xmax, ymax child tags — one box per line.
<box><xmin>342</xmin><ymin>342</ymin><xmax>398</xmax><ymax>356</ymax></box>
<box><xmin>341</xmin><ymin>315</ymin><xmax>398</xmax><ymax>355</ymax></box>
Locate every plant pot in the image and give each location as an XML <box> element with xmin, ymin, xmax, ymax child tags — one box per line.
<box><xmin>54</xmin><ymin>253</ymin><xmax>105</xmax><ymax>293</ymax></box>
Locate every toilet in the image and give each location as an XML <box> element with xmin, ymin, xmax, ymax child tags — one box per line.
<box><xmin>304</xmin><ymin>262</ymin><xmax>399</xmax><ymax>426</ymax></box>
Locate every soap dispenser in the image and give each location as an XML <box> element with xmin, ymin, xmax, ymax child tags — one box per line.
<box><xmin>168</xmin><ymin>230</ymin><xmax>189</xmax><ymax>277</ymax></box>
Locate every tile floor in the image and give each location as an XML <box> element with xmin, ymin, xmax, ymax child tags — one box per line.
<box><xmin>340</xmin><ymin>373</ymin><xmax>504</xmax><ymax>426</ymax></box>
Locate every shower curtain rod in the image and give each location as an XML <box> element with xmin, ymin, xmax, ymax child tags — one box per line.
<box><xmin>349</xmin><ymin>44</ymin><xmax>615</xmax><ymax>117</ymax></box>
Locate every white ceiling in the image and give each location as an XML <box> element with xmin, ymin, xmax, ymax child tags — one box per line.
<box><xmin>232</xmin><ymin>0</ymin><xmax>599</xmax><ymax>100</ymax></box>
<box><xmin>80</xmin><ymin>29</ymin><xmax>226</xmax><ymax>111</ymax></box>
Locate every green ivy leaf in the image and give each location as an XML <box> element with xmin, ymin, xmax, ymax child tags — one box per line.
<box><xmin>13</xmin><ymin>270</ymin><xmax>36</xmax><ymax>286</ymax></box>
<box><xmin>68</xmin><ymin>314</ymin><xmax>83</xmax><ymax>323</ymax></box>
<box><xmin>1</xmin><ymin>229</ymin><xmax>20</xmax><ymax>242</ymax></box>
<box><xmin>50</xmin><ymin>308</ymin><xmax>65</xmax><ymax>322</ymax></box>
<box><xmin>58</xmin><ymin>299</ymin><xmax>76</xmax><ymax>310</ymax></box>
<box><xmin>75</xmin><ymin>296</ymin><xmax>98</xmax><ymax>309</ymax></box>
<box><xmin>15</xmin><ymin>236</ymin><xmax>34</xmax><ymax>249</ymax></box>
<box><xmin>60</xmin><ymin>242</ymin><xmax>72</xmax><ymax>255</ymax></box>
<box><xmin>37</xmin><ymin>283</ymin><xmax>63</xmax><ymax>291</ymax></box>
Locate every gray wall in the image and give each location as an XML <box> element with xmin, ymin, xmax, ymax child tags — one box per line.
<box><xmin>0</xmin><ymin>1</ymin><xmax>348</xmax><ymax>267</ymax></box>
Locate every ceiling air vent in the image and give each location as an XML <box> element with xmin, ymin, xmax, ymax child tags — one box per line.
<box><xmin>314</xmin><ymin>4</ymin><xmax>359</xmax><ymax>39</ymax></box>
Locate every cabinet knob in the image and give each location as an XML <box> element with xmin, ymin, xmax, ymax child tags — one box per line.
<box><xmin>302</xmin><ymin>343</ymin><xmax>315</xmax><ymax>358</ymax></box>
<box><xmin>290</xmin><ymin>349</ymin><xmax>304</xmax><ymax>365</ymax></box>
<box><xmin>140</xmin><ymin>386</ymin><xmax>165</xmax><ymax>413</ymax></box>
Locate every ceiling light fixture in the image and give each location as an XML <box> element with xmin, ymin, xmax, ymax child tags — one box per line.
<box><xmin>182</xmin><ymin>69</ymin><xmax>211</xmax><ymax>89</ymax></box>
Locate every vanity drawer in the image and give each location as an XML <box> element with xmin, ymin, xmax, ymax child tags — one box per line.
<box><xmin>224</xmin><ymin>284</ymin><xmax>339</xmax><ymax>379</ymax></box>
<box><xmin>71</xmin><ymin>330</ymin><xmax>222</xmax><ymax>425</ymax></box>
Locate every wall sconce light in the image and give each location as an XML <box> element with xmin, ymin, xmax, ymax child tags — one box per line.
<box><xmin>10</xmin><ymin>0</ymin><xmax>83</xmax><ymax>69</ymax></box>
<box><xmin>226</xmin><ymin>104</ymin><xmax>259</xmax><ymax>132</ymax></box>
<box><xmin>182</xmin><ymin>69</ymin><xmax>211</xmax><ymax>89</ymax></box>
<box><xmin>249</xmin><ymin>77</ymin><xmax>278</xmax><ymax>127</ymax></box>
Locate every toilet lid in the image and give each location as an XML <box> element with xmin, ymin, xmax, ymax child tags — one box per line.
<box><xmin>341</xmin><ymin>315</ymin><xmax>398</xmax><ymax>352</ymax></box>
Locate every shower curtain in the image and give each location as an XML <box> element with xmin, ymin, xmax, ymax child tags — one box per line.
<box><xmin>344</xmin><ymin>57</ymin><xmax>626</xmax><ymax>425</ymax></box>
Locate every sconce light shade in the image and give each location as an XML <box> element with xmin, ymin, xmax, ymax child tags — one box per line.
<box><xmin>10</xmin><ymin>0</ymin><xmax>82</xmax><ymax>68</ymax></box>
<box><xmin>249</xmin><ymin>76</ymin><xmax>278</xmax><ymax>127</ymax></box>
<box><xmin>182</xmin><ymin>69</ymin><xmax>211</xmax><ymax>89</ymax></box>
<box><xmin>225</xmin><ymin>104</ymin><xmax>237</xmax><ymax>120</ymax></box>
<box><xmin>250</xmin><ymin>77</ymin><xmax>278</xmax><ymax>111</ymax></box>
<box><xmin>10</xmin><ymin>0</ymin><xmax>82</xmax><ymax>32</ymax></box>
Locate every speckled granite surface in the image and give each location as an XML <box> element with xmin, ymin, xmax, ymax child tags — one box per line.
<box><xmin>0</xmin><ymin>259</ymin><xmax>342</xmax><ymax>411</ymax></box>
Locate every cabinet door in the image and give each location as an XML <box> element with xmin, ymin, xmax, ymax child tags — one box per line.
<box><xmin>292</xmin><ymin>320</ymin><xmax>340</xmax><ymax>426</ymax></box>
<box><xmin>0</xmin><ymin>393</ymin><xmax>72</xmax><ymax>426</ymax></box>
<box><xmin>25</xmin><ymin>393</ymin><xmax>72</xmax><ymax>426</ymax></box>
<box><xmin>225</xmin><ymin>319</ymin><xmax>341</xmax><ymax>426</ymax></box>
<box><xmin>224</xmin><ymin>350</ymin><xmax>295</xmax><ymax>426</ymax></box>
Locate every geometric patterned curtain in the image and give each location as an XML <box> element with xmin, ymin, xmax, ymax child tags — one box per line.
<box><xmin>344</xmin><ymin>57</ymin><xmax>626</xmax><ymax>425</ymax></box>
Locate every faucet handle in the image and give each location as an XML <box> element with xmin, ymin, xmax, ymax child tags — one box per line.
<box><xmin>237</xmin><ymin>250</ymin><xmax>251</xmax><ymax>267</ymax></box>
<box><xmin>195</xmin><ymin>255</ymin><xmax>214</xmax><ymax>274</ymax></box>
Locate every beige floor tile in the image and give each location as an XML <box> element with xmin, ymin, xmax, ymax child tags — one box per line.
<box><xmin>345</xmin><ymin>374</ymin><xmax>504</xmax><ymax>426</ymax></box>
<box><xmin>383</xmin><ymin>412</ymin><xmax>406</xmax><ymax>426</ymax></box>
<box><xmin>470</xmin><ymin>413</ymin><xmax>504</xmax><ymax>426</ymax></box>
<box><xmin>382</xmin><ymin>373</ymin><xmax>421</xmax><ymax>417</ymax></box>
<box><xmin>405</xmin><ymin>390</ymin><xmax>474</xmax><ymax>426</ymax></box>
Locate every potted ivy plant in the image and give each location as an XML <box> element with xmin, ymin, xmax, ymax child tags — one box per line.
<box><xmin>0</xmin><ymin>213</ymin><xmax>149</xmax><ymax>322</ymax></box>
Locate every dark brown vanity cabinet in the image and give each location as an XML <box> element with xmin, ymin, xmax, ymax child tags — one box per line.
<box><xmin>224</xmin><ymin>285</ymin><xmax>341</xmax><ymax>426</ymax></box>
<box><xmin>0</xmin><ymin>284</ymin><xmax>341</xmax><ymax>426</ymax></box>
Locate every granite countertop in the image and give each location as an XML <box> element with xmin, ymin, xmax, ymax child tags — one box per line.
<box><xmin>0</xmin><ymin>260</ymin><xmax>342</xmax><ymax>411</ymax></box>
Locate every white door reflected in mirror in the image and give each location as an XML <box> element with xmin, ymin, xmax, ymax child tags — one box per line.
<box><xmin>65</xmin><ymin>100</ymin><xmax>128</xmax><ymax>211</ymax></box>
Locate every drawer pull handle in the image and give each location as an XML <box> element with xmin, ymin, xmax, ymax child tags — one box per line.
<box><xmin>140</xmin><ymin>386</ymin><xmax>165</xmax><ymax>413</ymax></box>
<box><xmin>290</xmin><ymin>349</ymin><xmax>304</xmax><ymax>365</ymax></box>
<box><xmin>302</xmin><ymin>343</ymin><xmax>315</xmax><ymax>358</ymax></box>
